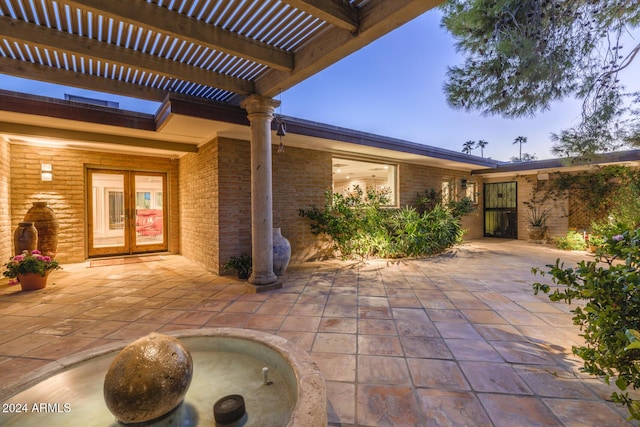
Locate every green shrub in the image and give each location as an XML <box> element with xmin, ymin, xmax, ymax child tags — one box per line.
<box><xmin>414</xmin><ymin>188</ymin><xmax>476</xmax><ymax>218</ymax></box>
<box><xmin>389</xmin><ymin>205</ymin><xmax>464</xmax><ymax>257</ymax></box>
<box><xmin>299</xmin><ymin>186</ymin><xmax>466</xmax><ymax>259</ymax></box>
<box><xmin>533</xmin><ymin>230</ymin><xmax>640</xmax><ymax>419</ymax></box>
<box><xmin>556</xmin><ymin>230</ymin><xmax>588</xmax><ymax>250</ymax></box>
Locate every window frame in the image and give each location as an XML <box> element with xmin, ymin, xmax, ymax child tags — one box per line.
<box><xmin>332</xmin><ymin>157</ymin><xmax>399</xmax><ymax>207</ymax></box>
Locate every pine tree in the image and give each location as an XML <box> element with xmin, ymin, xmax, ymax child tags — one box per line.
<box><xmin>441</xmin><ymin>0</ymin><xmax>640</xmax><ymax>157</ymax></box>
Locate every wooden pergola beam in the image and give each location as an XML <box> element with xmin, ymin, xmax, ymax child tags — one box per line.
<box><xmin>256</xmin><ymin>0</ymin><xmax>443</xmax><ymax>97</ymax></box>
<box><xmin>0</xmin><ymin>56</ymin><xmax>168</xmax><ymax>103</ymax></box>
<box><xmin>0</xmin><ymin>121</ymin><xmax>199</xmax><ymax>153</ymax></box>
<box><xmin>64</xmin><ymin>0</ymin><xmax>294</xmax><ymax>71</ymax></box>
<box><xmin>1</xmin><ymin>16</ymin><xmax>254</xmax><ymax>95</ymax></box>
<box><xmin>281</xmin><ymin>0</ymin><xmax>359</xmax><ymax>32</ymax></box>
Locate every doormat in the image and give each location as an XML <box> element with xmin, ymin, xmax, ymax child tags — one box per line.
<box><xmin>89</xmin><ymin>255</ymin><xmax>164</xmax><ymax>267</ymax></box>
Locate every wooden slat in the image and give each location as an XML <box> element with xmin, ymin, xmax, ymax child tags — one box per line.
<box><xmin>64</xmin><ymin>0</ymin><xmax>294</xmax><ymax>71</ymax></box>
<box><xmin>0</xmin><ymin>16</ymin><xmax>254</xmax><ymax>95</ymax></box>
<box><xmin>227</xmin><ymin>1</ymin><xmax>254</xmax><ymax>32</ymax></box>
<box><xmin>247</xmin><ymin>2</ymin><xmax>282</xmax><ymax>41</ymax></box>
<box><xmin>281</xmin><ymin>0</ymin><xmax>359</xmax><ymax>32</ymax></box>
<box><xmin>0</xmin><ymin>0</ymin><xmax>447</xmax><ymax>106</ymax></box>
<box><xmin>0</xmin><ymin>56</ymin><xmax>170</xmax><ymax>102</ymax></box>
<box><xmin>187</xmin><ymin>0</ymin><xmax>210</xmax><ymax>20</ymax></box>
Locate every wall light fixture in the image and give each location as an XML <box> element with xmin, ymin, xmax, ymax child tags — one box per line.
<box><xmin>41</xmin><ymin>163</ymin><xmax>53</xmax><ymax>181</ymax></box>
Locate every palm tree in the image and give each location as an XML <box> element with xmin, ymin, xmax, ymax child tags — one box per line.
<box><xmin>462</xmin><ymin>140</ymin><xmax>476</xmax><ymax>154</ymax></box>
<box><xmin>477</xmin><ymin>139</ymin><xmax>488</xmax><ymax>157</ymax></box>
<box><xmin>513</xmin><ymin>136</ymin><xmax>527</xmax><ymax>161</ymax></box>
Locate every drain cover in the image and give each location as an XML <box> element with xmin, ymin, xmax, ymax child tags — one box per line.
<box><xmin>213</xmin><ymin>394</ymin><xmax>246</xmax><ymax>424</ymax></box>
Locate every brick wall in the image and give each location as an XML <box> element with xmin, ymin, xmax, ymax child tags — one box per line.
<box><xmin>399</xmin><ymin>163</ymin><xmax>484</xmax><ymax>239</ymax></box>
<box><xmin>181</xmin><ymin>138</ymin><xmax>332</xmax><ymax>275</ymax></box>
<box><xmin>272</xmin><ymin>143</ymin><xmax>332</xmax><ymax>262</ymax></box>
<box><xmin>216</xmin><ymin>138</ymin><xmax>332</xmax><ymax>269</ymax></box>
<box><xmin>218</xmin><ymin>138</ymin><xmax>252</xmax><ymax>269</ymax></box>
<box><xmin>178</xmin><ymin>137</ymin><xmax>220</xmax><ymax>272</ymax></box>
<box><xmin>0</xmin><ymin>140</ymin><xmax>10</xmax><ymax>263</ymax></box>
<box><xmin>9</xmin><ymin>144</ymin><xmax>179</xmax><ymax>263</ymax></box>
<box><xmin>482</xmin><ymin>175</ymin><xmax>569</xmax><ymax>241</ymax></box>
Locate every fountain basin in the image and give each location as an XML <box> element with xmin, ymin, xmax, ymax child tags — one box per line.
<box><xmin>0</xmin><ymin>328</ymin><xmax>327</xmax><ymax>427</ymax></box>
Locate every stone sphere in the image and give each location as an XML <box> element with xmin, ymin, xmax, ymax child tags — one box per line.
<box><xmin>103</xmin><ymin>333</ymin><xmax>193</xmax><ymax>424</ymax></box>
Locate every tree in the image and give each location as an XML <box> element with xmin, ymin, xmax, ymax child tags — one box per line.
<box><xmin>441</xmin><ymin>0</ymin><xmax>640</xmax><ymax>157</ymax></box>
<box><xmin>510</xmin><ymin>152</ymin><xmax>538</xmax><ymax>162</ymax></box>
<box><xmin>462</xmin><ymin>140</ymin><xmax>476</xmax><ymax>154</ymax></box>
<box><xmin>513</xmin><ymin>136</ymin><xmax>527</xmax><ymax>161</ymax></box>
<box><xmin>477</xmin><ymin>139</ymin><xmax>489</xmax><ymax>157</ymax></box>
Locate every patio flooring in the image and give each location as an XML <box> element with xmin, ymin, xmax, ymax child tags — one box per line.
<box><xmin>0</xmin><ymin>238</ymin><xmax>637</xmax><ymax>426</ymax></box>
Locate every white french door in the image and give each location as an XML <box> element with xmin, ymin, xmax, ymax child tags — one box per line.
<box><xmin>87</xmin><ymin>169</ymin><xmax>167</xmax><ymax>257</ymax></box>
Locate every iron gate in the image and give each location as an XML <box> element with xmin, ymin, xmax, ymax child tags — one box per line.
<box><xmin>484</xmin><ymin>182</ymin><xmax>517</xmax><ymax>238</ymax></box>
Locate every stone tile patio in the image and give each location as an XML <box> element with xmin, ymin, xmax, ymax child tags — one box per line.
<box><xmin>0</xmin><ymin>239</ymin><xmax>637</xmax><ymax>426</ymax></box>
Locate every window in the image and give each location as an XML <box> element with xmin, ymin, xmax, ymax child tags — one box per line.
<box><xmin>442</xmin><ymin>178</ymin><xmax>456</xmax><ymax>203</ymax></box>
<box><xmin>332</xmin><ymin>158</ymin><xmax>397</xmax><ymax>205</ymax></box>
<box><xmin>465</xmin><ymin>181</ymin><xmax>479</xmax><ymax>204</ymax></box>
<box><xmin>443</xmin><ymin>178</ymin><xmax>478</xmax><ymax>204</ymax></box>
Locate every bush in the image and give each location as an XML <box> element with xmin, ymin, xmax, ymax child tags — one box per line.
<box><xmin>533</xmin><ymin>229</ymin><xmax>640</xmax><ymax>419</ymax></box>
<box><xmin>556</xmin><ymin>230</ymin><xmax>588</xmax><ymax>250</ymax></box>
<box><xmin>389</xmin><ymin>205</ymin><xmax>464</xmax><ymax>257</ymax></box>
<box><xmin>299</xmin><ymin>186</ymin><xmax>466</xmax><ymax>259</ymax></box>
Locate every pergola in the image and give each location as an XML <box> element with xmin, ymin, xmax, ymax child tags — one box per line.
<box><xmin>0</xmin><ymin>0</ymin><xmax>444</xmax><ymax>284</ymax></box>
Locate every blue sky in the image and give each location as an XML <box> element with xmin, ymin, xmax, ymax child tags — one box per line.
<box><xmin>282</xmin><ymin>9</ymin><xmax>637</xmax><ymax>161</ymax></box>
<box><xmin>0</xmin><ymin>8</ymin><xmax>637</xmax><ymax>161</ymax></box>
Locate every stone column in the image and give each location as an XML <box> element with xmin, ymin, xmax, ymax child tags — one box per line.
<box><xmin>240</xmin><ymin>94</ymin><xmax>280</xmax><ymax>285</ymax></box>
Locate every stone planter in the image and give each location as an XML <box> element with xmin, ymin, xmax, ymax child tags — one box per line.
<box><xmin>528</xmin><ymin>226</ymin><xmax>547</xmax><ymax>242</ymax></box>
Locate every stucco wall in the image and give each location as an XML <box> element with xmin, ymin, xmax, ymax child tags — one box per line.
<box><xmin>10</xmin><ymin>144</ymin><xmax>180</xmax><ymax>263</ymax></box>
<box><xmin>0</xmin><ymin>139</ymin><xmax>11</xmax><ymax>263</ymax></box>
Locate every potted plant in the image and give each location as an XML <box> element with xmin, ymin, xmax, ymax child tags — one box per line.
<box><xmin>223</xmin><ymin>255</ymin><xmax>252</xmax><ymax>280</ymax></box>
<box><xmin>525</xmin><ymin>203</ymin><xmax>550</xmax><ymax>241</ymax></box>
<box><xmin>586</xmin><ymin>234</ymin><xmax>606</xmax><ymax>252</ymax></box>
<box><xmin>3</xmin><ymin>249</ymin><xmax>61</xmax><ymax>291</ymax></box>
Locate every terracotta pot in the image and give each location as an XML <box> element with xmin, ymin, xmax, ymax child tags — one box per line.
<box><xmin>13</xmin><ymin>222</ymin><xmax>38</xmax><ymax>256</ymax></box>
<box><xmin>24</xmin><ymin>202</ymin><xmax>59</xmax><ymax>257</ymax></box>
<box><xmin>17</xmin><ymin>272</ymin><xmax>49</xmax><ymax>291</ymax></box>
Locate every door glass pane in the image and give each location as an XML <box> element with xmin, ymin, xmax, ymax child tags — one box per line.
<box><xmin>135</xmin><ymin>175</ymin><xmax>164</xmax><ymax>246</ymax></box>
<box><xmin>484</xmin><ymin>182</ymin><xmax>518</xmax><ymax>238</ymax></box>
<box><xmin>92</xmin><ymin>173</ymin><xmax>125</xmax><ymax>248</ymax></box>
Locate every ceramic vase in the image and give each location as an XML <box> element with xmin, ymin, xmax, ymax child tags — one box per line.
<box><xmin>24</xmin><ymin>201</ymin><xmax>59</xmax><ymax>257</ymax></box>
<box><xmin>272</xmin><ymin>228</ymin><xmax>291</xmax><ymax>276</ymax></box>
<box><xmin>13</xmin><ymin>222</ymin><xmax>38</xmax><ymax>256</ymax></box>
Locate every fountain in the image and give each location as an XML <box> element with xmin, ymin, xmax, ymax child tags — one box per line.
<box><xmin>0</xmin><ymin>328</ymin><xmax>327</xmax><ymax>427</ymax></box>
